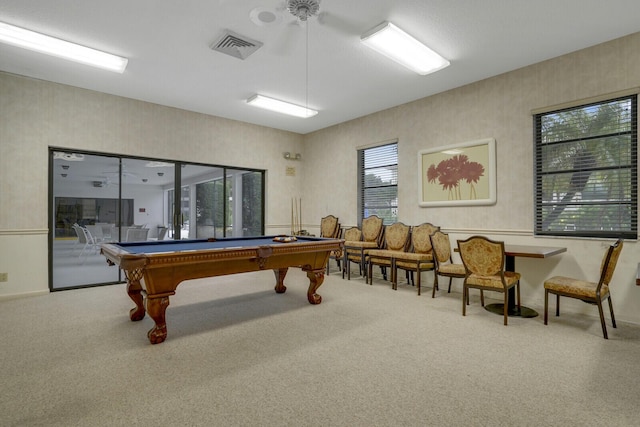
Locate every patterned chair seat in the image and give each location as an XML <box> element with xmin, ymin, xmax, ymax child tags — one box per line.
<box><xmin>544</xmin><ymin>276</ymin><xmax>609</xmax><ymax>299</ymax></box>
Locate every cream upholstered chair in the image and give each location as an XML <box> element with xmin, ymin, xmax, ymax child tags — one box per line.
<box><xmin>544</xmin><ymin>239</ymin><xmax>623</xmax><ymax>339</ymax></box>
<box><xmin>342</xmin><ymin>227</ymin><xmax>363</xmax><ymax>279</ymax></box>
<box><xmin>429</xmin><ymin>230</ymin><xmax>467</xmax><ymax>298</ymax></box>
<box><xmin>394</xmin><ymin>222</ymin><xmax>439</xmax><ymax>295</ymax></box>
<box><xmin>367</xmin><ymin>222</ymin><xmax>411</xmax><ymax>288</ymax></box>
<box><xmin>457</xmin><ymin>236</ymin><xmax>521</xmax><ymax>325</ymax></box>
<box><xmin>320</xmin><ymin>215</ymin><xmax>340</xmax><ymax>238</ymax></box>
<box><xmin>343</xmin><ymin>215</ymin><xmax>384</xmax><ymax>280</ymax></box>
<box><xmin>320</xmin><ymin>215</ymin><xmax>341</xmax><ymax>274</ymax></box>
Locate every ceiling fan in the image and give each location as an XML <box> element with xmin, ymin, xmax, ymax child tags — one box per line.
<box><xmin>100</xmin><ymin>163</ymin><xmax>139</xmax><ymax>180</ymax></box>
<box><xmin>285</xmin><ymin>0</ymin><xmax>321</xmax><ymax>21</ymax></box>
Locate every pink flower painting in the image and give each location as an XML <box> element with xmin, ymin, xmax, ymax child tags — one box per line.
<box><xmin>426</xmin><ymin>154</ymin><xmax>485</xmax><ymax>200</ymax></box>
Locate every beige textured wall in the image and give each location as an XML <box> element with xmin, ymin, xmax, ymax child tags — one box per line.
<box><xmin>304</xmin><ymin>32</ymin><xmax>640</xmax><ymax>324</ymax></box>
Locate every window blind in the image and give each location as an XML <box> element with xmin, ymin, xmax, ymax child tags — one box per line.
<box><xmin>534</xmin><ymin>95</ymin><xmax>637</xmax><ymax>238</ymax></box>
<box><xmin>358</xmin><ymin>142</ymin><xmax>398</xmax><ymax>225</ymax></box>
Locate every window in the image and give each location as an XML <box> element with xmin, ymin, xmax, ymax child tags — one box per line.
<box><xmin>358</xmin><ymin>142</ymin><xmax>398</xmax><ymax>225</ymax></box>
<box><xmin>534</xmin><ymin>94</ymin><xmax>637</xmax><ymax>238</ymax></box>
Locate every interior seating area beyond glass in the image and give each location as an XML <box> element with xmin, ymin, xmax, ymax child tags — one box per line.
<box><xmin>50</xmin><ymin>149</ymin><xmax>265</xmax><ymax>291</ymax></box>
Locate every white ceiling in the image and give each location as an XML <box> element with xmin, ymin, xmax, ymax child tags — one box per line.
<box><xmin>2</xmin><ymin>0</ymin><xmax>640</xmax><ymax>135</ymax></box>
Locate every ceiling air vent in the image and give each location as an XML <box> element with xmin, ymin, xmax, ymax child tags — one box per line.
<box><xmin>211</xmin><ymin>30</ymin><xmax>263</xmax><ymax>60</ymax></box>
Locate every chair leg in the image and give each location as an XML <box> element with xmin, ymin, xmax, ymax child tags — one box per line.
<box><xmin>503</xmin><ymin>291</ymin><xmax>509</xmax><ymax>325</ymax></box>
<box><xmin>343</xmin><ymin>253</ymin><xmax>348</xmax><ymax>280</ymax></box>
<box><xmin>447</xmin><ymin>277</ymin><xmax>452</xmax><ymax>293</ymax></box>
<box><xmin>432</xmin><ymin>273</ymin><xmax>439</xmax><ymax>298</ymax></box>
<box><xmin>480</xmin><ymin>290</ymin><xmax>484</xmax><ymax>306</ymax></box>
<box><xmin>417</xmin><ymin>268</ymin><xmax>421</xmax><ymax>296</ymax></box>
<box><xmin>544</xmin><ymin>289</ymin><xmax>549</xmax><ymax>325</ymax></box>
<box><xmin>462</xmin><ymin>284</ymin><xmax>467</xmax><ymax>316</ymax></box>
<box><xmin>596</xmin><ymin>299</ymin><xmax>609</xmax><ymax>339</ymax></box>
<box><xmin>608</xmin><ymin>295</ymin><xmax>617</xmax><ymax>328</ymax></box>
<box><xmin>555</xmin><ymin>294</ymin><xmax>560</xmax><ymax>316</ymax></box>
<box><xmin>516</xmin><ymin>281</ymin><xmax>521</xmax><ymax>309</ymax></box>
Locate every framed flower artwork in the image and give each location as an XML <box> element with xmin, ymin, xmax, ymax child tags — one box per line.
<box><xmin>418</xmin><ymin>138</ymin><xmax>496</xmax><ymax>207</ymax></box>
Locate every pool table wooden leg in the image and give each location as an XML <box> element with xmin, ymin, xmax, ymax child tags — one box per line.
<box><xmin>306</xmin><ymin>269</ymin><xmax>325</xmax><ymax>305</ymax></box>
<box><xmin>125</xmin><ymin>268</ymin><xmax>145</xmax><ymax>321</ymax></box>
<box><xmin>145</xmin><ymin>296</ymin><xmax>170</xmax><ymax>344</ymax></box>
<box><xmin>273</xmin><ymin>268</ymin><xmax>288</xmax><ymax>294</ymax></box>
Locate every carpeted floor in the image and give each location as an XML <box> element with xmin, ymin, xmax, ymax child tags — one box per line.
<box><xmin>2</xmin><ymin>268</ymin><xmax>639</xmax><ymax>426</ymax></box>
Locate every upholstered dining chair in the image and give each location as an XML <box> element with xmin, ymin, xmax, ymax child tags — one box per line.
<box><xmin>320</xmin><ymin>215</ymin><xmax>342</xmax><ymax>274</ymax></box>
<box><xmin>367</xmin><ymin>222</ymin><xmax>411</xmax><ymax>289</ymax></box>
<box><xmin>320</xmin><ymin>215</ymin><xmax>340</xmax><ymax>238</ymax></box>
<box><xmin>429</xmin><ymin>230</ymin><xmax>467</xmax><ymax>299</ymax></box>
<box><xmin>457</xmin><ymin>236</ymin><xmax>521</xmax><ymax>325</ymax></box>
<box><xmin>342</xmin><ymin>226</ymin><xmax>363</xmax><ymax>279</ymax></box>
<box><xmin>543</xmin><ymin>239</ymin><xmax>623</xmax><ymax>339</ymax></box>
<box><xmin>394</xmin><ymin>222</ymin><xmax>439</xmax><ymax>295</ymax></box>
<box><xmin>343</xmin><ymin>215</ymin><xmax>384</xmax><ymax>280</ymax></box>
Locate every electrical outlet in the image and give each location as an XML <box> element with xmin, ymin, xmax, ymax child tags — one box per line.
<box><xmin>0</xmin><ymin>272</ymin><xmax>7</xmax><ymax>282</ymax></box>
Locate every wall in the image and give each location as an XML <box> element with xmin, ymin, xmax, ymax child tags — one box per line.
<box><xmin>304</xmin><ymin>32</ymin><xmax>640</xmax><ymax>324</ymax></box>
<box><xmin>0</xmin><ymin>72</ymin><xmax>305</xmax><ymax>297</ymax></box>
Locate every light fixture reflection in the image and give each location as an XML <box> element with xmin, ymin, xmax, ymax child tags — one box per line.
<box><xmin>247</xmin><ymin>94</ymin><xmax>318</xmax><ymax>118</ymax></box>
<box><xmin>361</xmin><ymin>21</ymin><xmax>449</xmax><ymax>75</ymax></box>
<box><xmin>0</xmin><ymin>21</ymin><xmax>128</xmax><ymax>73</ymax></box>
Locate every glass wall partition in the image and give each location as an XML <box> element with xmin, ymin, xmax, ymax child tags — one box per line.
<box><xmin>49</xmin><ymin>149</ymin><xmax>265</xmax><ymax>290</ymax></box>
<box><xmin>51</xmin><ymin>152</ymin><xmax>123</xmax><ymax>289</ymax></box>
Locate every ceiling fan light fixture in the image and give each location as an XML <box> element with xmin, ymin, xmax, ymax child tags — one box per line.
<box><xmin>0</xmin><ymin>21</ymin><xmax>128</xmax><ymax>73</ymax></box>
<box><xmin>286</xmin><ymin>0</ymin><xmax>320</xmax><ymax>21</ymax></box>
<box><xmin>247</xmin><ymin>94</ymin><xmax>318</xmax><ymax>118</ymax></box>
<box><xmin>361</xmin><ymin>21</ymin><xmax>449</xmax><ymax>75</ymax></box>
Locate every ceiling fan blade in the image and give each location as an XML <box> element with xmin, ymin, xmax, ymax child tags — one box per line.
<box><xmin>316</xmin><ymin>11</ymin><xmax>358</xmax><ymax>35</ymax></box>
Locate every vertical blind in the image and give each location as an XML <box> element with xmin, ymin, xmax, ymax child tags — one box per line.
<box><xmin>358</xmin><ymin>142</ymin><xmax>398</xmax><ymax>225</ymax></box>
<box><xmin>534</xmin><ymin>95</ymin><xmax>637</xmax><ymax>238</ymax></box>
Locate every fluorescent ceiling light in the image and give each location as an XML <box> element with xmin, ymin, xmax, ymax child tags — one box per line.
<box><xmin>361</xmin><ymin>21</ymin><xmax>449</xmax><ymax>75</ymax></box>
<box><xmin>0</xmin><ymin>21</ymin><xmax>128</xmax><ymax>73</ymax></box>
<box><xmin>247</xmin><ymin>94</ymin><xmax>318</xmax><ymax>118</ymax></box>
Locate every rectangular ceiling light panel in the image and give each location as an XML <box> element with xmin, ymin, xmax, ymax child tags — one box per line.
<box><xmin>0</xmin><ymin>21</ymin><xmax>128</xmax><ymax>73</ymax></box>
<box><xmin>361</xmin><ymin>21</ymin><xmax>449</xmax><ymax>75</ymax></box>
<box><xmin>247</xmin><ymin>94</ymin><xmax>318</xmax><ymax>118</ymax></box>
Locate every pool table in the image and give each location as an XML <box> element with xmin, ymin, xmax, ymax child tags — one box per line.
<box><xmin>100</xmin><ymin>236</ymin><xmax>343</xmax><ymax>344</ymax></box>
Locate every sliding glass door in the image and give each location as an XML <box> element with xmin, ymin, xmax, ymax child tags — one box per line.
<box><xmin>175</xmin><ymin>164</ymin><xmax>264</xmax><ymax>239</ymax></box>
<box><xmin>51</xmin><ymin>152</ymin><xmax>123</xmax><ymax>289</ymax></box>
<box><xmin>50</xmin><ymin>149</ymin><xmax>265</xmax><ymax>290</ymax></box>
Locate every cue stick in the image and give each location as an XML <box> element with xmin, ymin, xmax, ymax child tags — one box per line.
<box><xmin>291</xmin><ymin>198</ymin><xmax>294</xmax><ymax>235</ymax></box>
<box><xmin>294</xmin><ymin>197</ymin><xmax>298</xmax><ymax>234</ymax></box>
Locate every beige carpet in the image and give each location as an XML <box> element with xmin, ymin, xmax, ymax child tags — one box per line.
<box><xmin>2</xmin><ymin>269</ymin><xmax>640</xmax><ymax>426</ymax></box>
